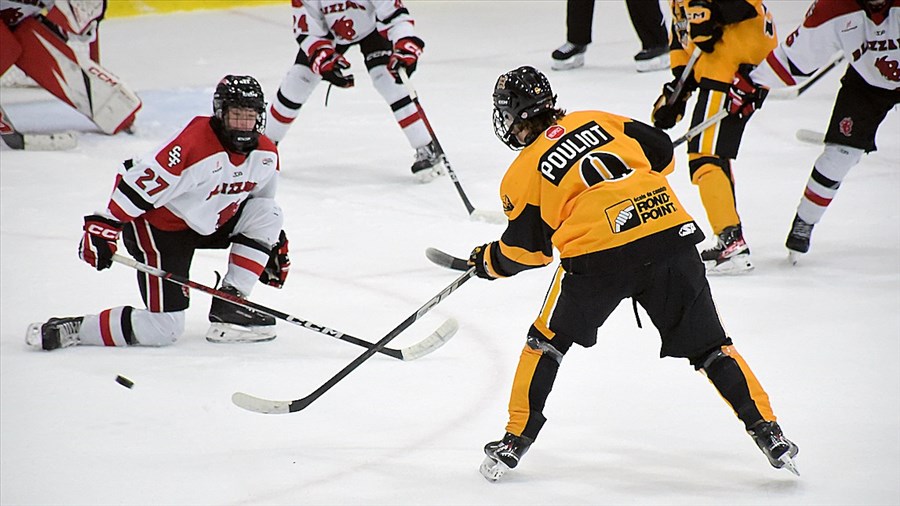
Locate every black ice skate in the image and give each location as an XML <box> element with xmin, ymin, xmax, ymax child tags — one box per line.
<box><xmin>479</xmin><ymin>432</ymin><xmax>533</xmax><ymax>482</ymax></box>
<box><xmin>25</xmin><ymin>316</ymin><xmax>84</xmax><ymax>351</ymax></box>
<box><xmin>410</xmin><ymin>141</ymin><xmax>444</xmax><ymax>183</ymax></box>
<box><xmin>748</xmin><ymin>421</ymin><xmax>800</xmax><ymax>476</ymax></box>
<box><xmin>701</xmin><ymin>225</ymin><xmax>754</xmax><ymax>275</ymax></box>
<box><xmin>786</xmin><ymin>214</ymin><xmax>815</xmax><ymax>265</ymax></box>
<box><xmin>207</xmin><ymin>286</ymin><xmax>276</xmax><ymax>343</ymax></box>
<box><xmin>551</xmin><ymin>42</ymin><xmax>587</xmax><ymax>70</ymax></box>
<box><xmin>634</xmin><ymin>46</ymin><xmax>670</xmax><ymax>73</ymax></box>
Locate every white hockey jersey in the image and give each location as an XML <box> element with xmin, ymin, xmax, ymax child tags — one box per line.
<box><xmin>750</xmin><ymin>0</ymin><xmax>900</xmax><ymax>91</ymax></box>
<box><xmin>290</xmin><ymin>0</ymin><xmax>417</xmax><ymax>56</ymax></box>
<box><xmin>102</xmin><ymin>116</ymin><xmax>280</xmax><ymax>236</ymax></box>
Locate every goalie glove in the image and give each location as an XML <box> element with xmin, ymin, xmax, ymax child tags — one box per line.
<box><xmin>259</xmin><ymin>230</ymin><xmax>290</xmax><ymax>289</ymax></box>
<box><xmin>727</xmin><ymin>65</ymin><xmax>768</xmax><ymax>119</ymax></box>
<box><xmin>79</xmin><ymin>215</ymin><xmax>122</xmax><ymax>271</ymax></box>
<box><xmin>309</xmin><ymin>42</ymin><xmax>354</xmax><ymax>88</ymax></box>
<box><xmin>387</xmin><ymin>37</ymin><xmax>425</xmax><ymax>84</ymax></box>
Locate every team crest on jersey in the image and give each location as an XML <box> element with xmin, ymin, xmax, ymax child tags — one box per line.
<box><xmin>606</xmin><ymin>200</ymin><xmax>641</xmax><ymax>233</ymax></box>
<box><xmin>502</xmin><ymin>194</ymin><xmax>514</xmax><ymax>213</ymax></box>
<box><xmin>840</xmin><ymin>117</ymin><xmax>853</xmax><ymax>137</ymax></box>
<box><xmin>545</xmin><ymin>125</ymin><xmax>565</xmax><ymax>140</ymax></box>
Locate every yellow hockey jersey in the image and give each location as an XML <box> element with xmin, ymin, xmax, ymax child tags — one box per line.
<box><xmin>671</xmin><ymin>0</ymin><xmax>778</xmax><ymax>83</ymax></box>
<box><xmin>485</xmin><ymin>111</ymin><xmax>704</xmax><ymax>277</ymax></box>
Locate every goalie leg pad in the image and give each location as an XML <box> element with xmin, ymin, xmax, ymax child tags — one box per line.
<box><xmin>13</xmin><ymin>18</ymin><xmax>141</xmax><ymax>134</ymax></box>
<box><xmin>0</xmin><ymin>22</ymin><xmax>21</xmax><ymax>75</ymax></box>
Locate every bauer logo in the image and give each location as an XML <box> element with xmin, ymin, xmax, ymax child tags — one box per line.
<box><xmin>545</xmin><ymin>125</ymin><xmax>565</xmax><ymax>140</ymax></box>
<box><xmin>606</xmin><ymin>200</ymin><xmax>641</xmax><ymax>233</ymax></box>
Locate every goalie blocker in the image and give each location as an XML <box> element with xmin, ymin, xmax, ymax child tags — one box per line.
<box><xmin>1</xmin><ymin>17</ymin><xmax>140</xmax><ymax>135</ymax></box>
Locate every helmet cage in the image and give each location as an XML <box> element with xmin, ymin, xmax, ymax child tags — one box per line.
<box><xmin>491</xmin><ymin>66</ymin><xmax>556</xmax><ymax>150</ymax></box>
<box><xmin>213</xmin><ymin>75</ymin><xmax>267</xmax><ymax>153</ymax></box>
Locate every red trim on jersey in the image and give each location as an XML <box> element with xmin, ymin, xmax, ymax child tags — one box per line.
<box><xmin>766</xmin><ymin>52</ymin><xmax>797</xmax><ymax>86</ymax></box>
<box><xmin>804</xmin><ymin>187</ymin><xmax>833</xmax><ymax>206</ymax></box>
<box><xmin>803</xmin><ymin>0</ymin><xmax>864</xmax><ymax>28</ymax></box>
<box><xmin>99</xmin><ymin>309</ymin><xmax>115</xmax><ymax>346</ymax></box>
<box><xmin>144</xmin><ymin>207</ymin><xmax>190</xmax><ymax>232</ymax></box>
<box><xmin>398</xmin><ymin>111</ymin><xmax>420</xmax><ymax>128</ymax></box>
<box><xmin>269</xmin><ymin>105</ymin><xmax>294</xmax><ymax>125</ymax></box>
<box><xmin>230</xmin><ymin>253</ymin><xmax>265</xmax><ymax>275</ymax></box>
<box><xmin>154</xmin><ymin>117</ymin><xmax>221</xmax><ymax>177</ymax></box>
<box><xmin>134</xmin><ymin>221</ymin><xmax>162</xmax><ymax>311</ymax></box>
<box><xmin>107</xmin><ymin>199</ymin><xmax>134</xmax><ymax>223</ymax></box>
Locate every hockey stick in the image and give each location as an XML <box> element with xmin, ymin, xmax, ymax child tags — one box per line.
<box><xmin>232</xmin><ymin>267</ymin><xmax>476</xmax><ymax>414</ymax></box>
<box><xmin>426</xmin><ymin>247</ymin><xmax>469</xmax><ymax>272</ymax></box>
<box><xmin>666</xmin><ymin>47</ymin><xmax>702</xmax><ymax>107</ymax></box>
<box><xmin>110</xmin><ymin>254</ymin><xmax>455</xmax><ymax>361</ymax></box>
<box><xmin>397</xmin><ymin>69</ymin><xmax>506</xmax><ymax>225</ymax></box>
<box><xmin>0</xmin><ymin>105</ymin><xmax>77</xmax><ymax>150</ymax></box>
<box><xmin>796</xmin><ymin>128</ymin><xmax>825</xmax><ymax>145</ymax></box>
<box><xmin>768</xmin><ymin>52</ymin><xmax>845</xmax><ymax>99</ymax></box>
<box><xmin>673</xmin><ymin>110</ymin><xmax>729</xmax><ymax>148</ymax></box>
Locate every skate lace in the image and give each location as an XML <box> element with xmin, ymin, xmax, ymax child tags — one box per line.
<box><xmin>792</xmin><ymin>219</ymin><xmax>813</xmax><ymax>239</ymax></box>
<box><xmin>556</xmin><ymin>42</ymin><xmax>579</xmax><ymax>52</ymax></box>
<box><xmin>58</xmin><ymin>320</ymin><xmax>82</xmax><ymax>341</ymax></box>
<box><xmin>415</xmin><ymin>143</ymin><xmax>437</xmax><ymax>162</ymax></box>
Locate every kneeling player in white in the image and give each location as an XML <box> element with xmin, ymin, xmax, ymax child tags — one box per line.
<box><xmin>25</xmin><ymin>76</ymin><xmax>291</xmax><ymax>350</ymax></box>
<box><xmin>0</xmin><ymin>0</ymin><xmax>141</xmax><ymax>148</ymax></box>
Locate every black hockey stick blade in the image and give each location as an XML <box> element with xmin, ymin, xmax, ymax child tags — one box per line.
<box><xmin>426</xmin><ymin>248</ymin><xmax>470</xmax><ymax>271</ymax></box>
<box><xmin>233</xmin><ymin>268</ymin><xmax>475</xmax><ymax>414</ymax></box>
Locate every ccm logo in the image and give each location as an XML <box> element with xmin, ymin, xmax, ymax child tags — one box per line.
<box><xmin>87</xmin><ymin>224</ymin><xmax>119</xmax><ymax>240</ymax></box>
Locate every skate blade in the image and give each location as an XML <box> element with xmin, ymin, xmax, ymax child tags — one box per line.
<box><xmin>779</xmin><ymin>454</ymin><xmax>800</xmax><ymax>476</ymax></box>
<box><xmin>479</xmin><ymin>456</ymin><xmax>509</xmax><ymax>482</ymax></box>
<box><xmin>413</xmin><ymin>165</ymin><xmax>444</xmax><ymax>184</ymax></box>
<box><xmin>24</xmin><ymin>322</ymin><xmax>42</xmax><ymax>347</ymax></box>
<box><xmin>788</xmin><ymin>250</ymin><xmax>804</xmax><ymax>266</ymax></box>
<box><xmin>635</xmin><ymin>54</ymin><xmax>670</xmax><ymax>72</ymax></box>
<box><xmin>206</xmin><ymin>323</ymin><xmax>276</xmax><ymax>343</ymax></box>
<box><xmin>551</xmin><ymin>54</ymin><xmax>585</xmax><ymax>71</ymax></box>
<box><xmin>705</xmin><ymin>254</ymin><xmax>754</xmax><ymax>275</ymax></box>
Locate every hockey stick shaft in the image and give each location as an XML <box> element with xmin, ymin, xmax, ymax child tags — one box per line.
<box><xmin>233</xmin><ymin>267</ymin><xmax>476</xmax><ymax>413</ymax></box>
<box><xmin>398</xmin><ymin>69</ymin><xmax>477</xmax><ymax>215</ymax></box>
<box><xmin>795</xmin><ymin>53</ymin><xmax>844</xmax><ymax>97</ymax></box>
<box><xmin>673</xmin><ymin>110</ymin><xmax>728</xmax><ymax>147</ymax></box>
<box><xmin>110</xmin><ymin>254</ymin><xmax>419</xmax><ymax>360</ymax></box>
<box><xmin>666</xmin><ymin>47</ymin><xmax>702</xmax><ymax>106</ymax></box>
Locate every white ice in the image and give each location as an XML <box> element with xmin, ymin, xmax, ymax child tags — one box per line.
<box><xmin>1</xmin><ymin>2</ymin><xmax>898</xmax><ymax>505</ymax></box>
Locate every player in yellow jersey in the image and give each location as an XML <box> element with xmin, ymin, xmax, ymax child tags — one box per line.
<box><xmin>473</xmin><ymin>66</ymin><xmax>798</xmax><ymax>482</ymax></box>
<box><xmin>652</xmin><ymin>0</ymin><xmax>777</xmax><ymax>274</ymax></box>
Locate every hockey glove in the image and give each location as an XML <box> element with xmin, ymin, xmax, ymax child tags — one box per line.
<box><xmin>727</xmin><ymin>66</ymin><xmax>768</xmax><ymax>119</ymax></box>
<box><xmin>652</xmin><ymin>79</ymin><xmax>692</xmax><ymax>130</ymax></box>
<box><xmin>259</xmin><ymin>230</ymin><xmax>290</xmax><ymax>289</ymax></box>
<box><xmin>79</xmin><ymin>214</ymin><xmax>122</xmax><ymax>271</ymax></box>
<box><xmin>309</xmin><ymin>43</ymin><xmax>355</xmax><ymax>88</ymax></box>
<box><xmin>468</xmin><ymin>242</ymin><xmax>500</xmax><ymax>281</ymax></box>
<box><xmin>387</xmin><ymin>37</ymin><xmax>425</xmax><ymax>84</ymax></box>
<box><xmin>685</xmin><ymin>0</ymin><xmax>723</xmax><ymax>53</ymax></box>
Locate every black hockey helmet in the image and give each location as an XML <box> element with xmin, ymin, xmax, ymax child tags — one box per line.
<box><xmin>492</xmin><ymin>66</ymin><xmax>557</xmax><ymax>150</ymax></box>
<box><xmin>212</xmin><ymin>75</ymin><xmax>266</xmax><ymax>154</ymax></box>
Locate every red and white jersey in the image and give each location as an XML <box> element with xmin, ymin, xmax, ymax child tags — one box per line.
<box><xmin>101</xmin><ymin>116</ymin><xmax>280</xmax><ymax>236</ymax></box>
<box><xmin>290</xmin><ymin>0</ymin><xmax>417</xmax><ymax>56</ymax></box>
<box><xmin>0</xmin><ymin>0</ymin><xmax>54</xmax><ymax>27</ymax></box>
<box><xmin>751</xmin><ymin>0</ymin><xmax>900</xmax><ymax>90</ymax></box>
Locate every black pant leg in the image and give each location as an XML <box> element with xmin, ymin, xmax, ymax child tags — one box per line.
<box><xmin>566</xmin><ymin>0</ymin><xmax>595</xmax><ymax>45</ymax></box>
<box><xmin>625</xmin><ymin>0</ymin><xmax>668</xmax><ymax>49</ymax></box>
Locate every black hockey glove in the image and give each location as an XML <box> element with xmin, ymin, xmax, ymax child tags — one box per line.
<box><xmin>79</xmin><ymin>214</ymin><xmax>122</xmax><ymax>271</ymax></box>
<box><xmin>685</xmin><ymin>0</ymin><xmax>723</xmax><ymax>53</ymax></box>
<box><xmin>387</xmin><ymin>37</ymin><xmax>424</xmax><ymax>84</ymax></box>
<box><xmin>309</xmin><ymin>44</ymin><xmax>355</xmax><ymax>88</ymax></box>
<box><xmin>468</xmin><ymin>242</ymin><xmax>500</xmax><ymax>280</ymax></box>
<box><xmin>727</xmin><ymin>65</ymin><xmax>768</xmax><ymax>119</ymax></box>
<box><xmin>259</xmin><ymin>230</ymin><xmax>290</xmax><ymax>289</ymax></box>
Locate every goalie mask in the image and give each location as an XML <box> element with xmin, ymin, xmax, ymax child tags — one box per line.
<box><xmin>212</xmin><ymin>75</ymin><xmax>266</xmax><ymax>154</ymax></box>
<box><xmin>492</xmin><ymin>66</ymin><xmax>557</xmax><ymax>150</ymax></box>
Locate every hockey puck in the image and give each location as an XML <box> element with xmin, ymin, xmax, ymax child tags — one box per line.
<box><xmin>115</xmin><ymin>375</ymin><xmax>134</xmax><ymax>389</ymax></box>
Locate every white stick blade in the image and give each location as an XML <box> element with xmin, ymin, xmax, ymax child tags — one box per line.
<box><xmin>400</xmin><ymin>318</ymin><xmax>458</xmax><ymax>361</ymax></box>
<box><xmin>24</xmin><ymin>132</ymin><xmax>77</xmax><ymax>151</ymax></box>
<box><xmin>232</xmin><ymin>392</ymin><xmax>291</xmax><ymax>414</ymax></box>
<box><xmin>796</xmin><ymin>129</ymin><xmax>825</xmax><ymax>145</ymax></box>
<box><xmin>470</xmin><ymin>209</ymin><xmax>507</xmax><ymax>225</ymax></box>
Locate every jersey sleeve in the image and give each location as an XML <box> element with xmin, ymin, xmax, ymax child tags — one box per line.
<box><xmin>374</xmin><ymin>0</ymin><xmax>417</xmax><ymax>42</ymax></box>
<box><xmin>623</xmin><ymin>120</ymin><xmax>675</xmax><ymax>175</ymax></box>
<box><xmin>291</xmin><ymin>0</ymin><xmax>335</xmax><ymax>57</ymax></box>
<box><xmin>749</xmin><ymin>8</ymin><xmax>842</xmax><ymax>88</ymax></box>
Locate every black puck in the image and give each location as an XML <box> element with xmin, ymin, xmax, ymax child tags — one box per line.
<box><xmin>115</xmin><ymin>375</ymin><xmax>134</xmax><ymax>389</ymax></box>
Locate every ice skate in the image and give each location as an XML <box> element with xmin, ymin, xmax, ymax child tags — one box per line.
<box><xmin>748</xmin><ymin>421</ymin><xmax>800</xmax><ymax>476</ymax></box>
<box><xmin>411</xmin><ymin>141</ymin><xmax>444</xmax><ymax>183</ymax></box>
<box><xmin>551</xmin><ymin>42</ymin><xmax>587</xmax><ymax>70</ymax></box>
<box><xmin>207</xmin><ymin>286</ymin><xmax>276</xmax><ymax>343</ymax></box>
<box><xmin>479</xmin><ymin>432</ymin><xmax>532</xmax><ymax>482</ymax></box>
<box><xmin>25</xmin><ymin>316</ymin><xmax>84</xmax><ymax>351</ymax></box>
<box><xmin>634</xmin><ymin>46</ymin><xmax>669</xmax><ymax>72</ymax></box>
<box><xmin>786</xmin><ymin>214</ymin><xmax>814</xmax><ymax>265</ymax></box>
<box><xmin>701</xmin><ymin>225</ymin><xmax>754</xmax><ymax>275</ymax></box>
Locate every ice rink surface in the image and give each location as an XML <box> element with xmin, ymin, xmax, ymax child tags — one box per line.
<box><xmin>1</xmin><ymin>2</ymin><xmax>898</xmax><ymax>505</ymax></box>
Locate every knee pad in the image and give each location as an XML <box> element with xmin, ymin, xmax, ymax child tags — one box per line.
<box><xmin>525</xmin><ymin>335</ymin><xmax>566</xmax><ymax>365</ymax></box>
<box><xmin>131</xmin><ymin>310</ymin><xmax>185</xmax><ymax>346</ymax></box>
<box><xmin>369</xmin><ymin>64</ymin><xmax>407</xmax><ymax>103</ymax></box>
<box><xmin>815</xmin><ymin>144</ymin><xmax>863</xmax><ymax>182</ymax></box>
<box><xmin>688</xmin><ymin>154</ymin><xmax>731</xmax><ymax>186</ymax></box>
<box><xmin>689</xmin><ymin>343</ymin><xmax>732</xmax><ymax>371</ymax></box>
<box><xmin>232</xmin><ymin>198</ymin><xmax>284</xmax><ymax>247</ymax></box>
<box><xmin>276</xmin><ymin>63</ymin><xmax>320</xmax><ymax>106</ymax></box>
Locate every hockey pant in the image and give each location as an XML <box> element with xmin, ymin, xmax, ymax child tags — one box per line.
<box><xmin>266</xmin><ymin>31</ymin><xmax>431</xmax><ymax>149</ymax></box>
<box><xmin>504</xmin><ymin>249</ymin><xmax>777</xmax><ymax>441</ymax></box>
<box><xmin>798</xmin><ymin>67</ymin><xmax>899</xmax><ymax>224</ymax></box>
<box><xmin>686</xmin><ymin>83</ymin><xmax>752</xmax><ymax>235</ymax></box>
<box><xmin>2</xmin><ymin>17</ymin><xmax>140</xmax><ymax>134</ymax></box>
<box><xmin>77</xmin><ymin>198</ymin><xmax>283</xmax><ymax>347</ymax></box>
